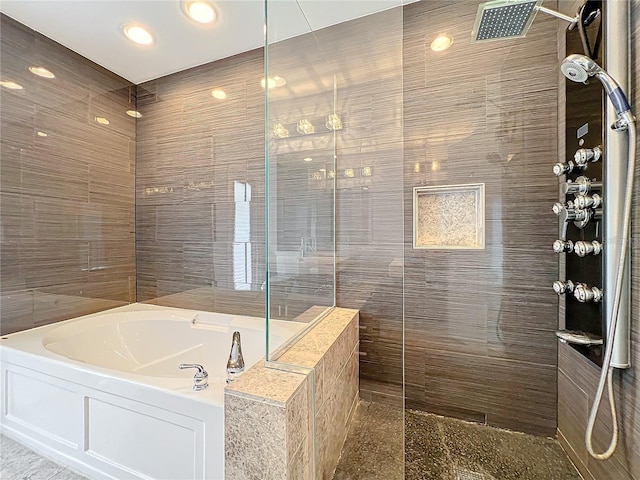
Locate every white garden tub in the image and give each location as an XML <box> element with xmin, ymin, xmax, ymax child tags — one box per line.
<box><xmin>0</xmin><ymin>304</ymin><xmax>304</xmax><ymax>480</ymax></box>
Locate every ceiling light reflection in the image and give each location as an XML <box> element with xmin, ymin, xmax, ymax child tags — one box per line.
<box><xmin>29</xmin><ymin>66</ymin><xmax>55</xmax><ymax>78</ymax></box>
<box><xmin>211</xmin><ymin>89</ymin><xmax>227</xmax><ymax>99</ymax></box>
<box><xmin>0</xmin><ymin>81</ymin><xmax>23</xmax><ymax>90</ymax></box>
<box><xmin>430</xmin><ymin>34</ymin><xmax>453</xmax><ymax>52</ymax></box>
<box><xmin>261</xmin><ymin>76</ymin><xmax>286</xmax><ymax>89</ymax></box>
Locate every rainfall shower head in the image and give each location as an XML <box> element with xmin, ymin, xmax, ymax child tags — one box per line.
<box><xmin>472</xmin><ymin>0</ymin><xmax>542</xmax><ymax>41</ymax></box>
<box><xmin>472</xmin><ymin>0</ymin><xmax>579</xmax><ymax>42</ymax></box>
<box><xmin>561</xmin><ymin>54</ymin><xmax>631</xmax><ymax>117</ymax></box>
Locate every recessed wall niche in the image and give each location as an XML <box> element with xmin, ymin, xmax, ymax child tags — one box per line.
<box><xmin>413</xmin><ymin>183</ymin><xmax>485</xmax><ymax>250</ymax></box>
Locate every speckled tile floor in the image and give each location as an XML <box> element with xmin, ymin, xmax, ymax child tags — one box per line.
<box><xmin>0</xmin><ymin>435</ymin><xmax>87</xmax><ymax>480</ymax></box>
<box><xmin>334</xmin><ymin>401</ymin><xmax>583</xmax><ymax>480</ymax></box>
<box><xmin>2</xmin><ymin>403</ymin><xmax>581</xmax><ymax>480</ymax></box>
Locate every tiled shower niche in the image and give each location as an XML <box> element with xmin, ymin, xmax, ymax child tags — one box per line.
<box><xmin>413</xmin><ymin>183</ymin><xmax>485</xmax><ymax>250</ymax></box>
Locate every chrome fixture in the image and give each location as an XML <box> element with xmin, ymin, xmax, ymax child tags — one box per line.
<box><xmin>561</xmin><ymin>176</ymin><xmax>601</xmax><ymax>195</ymax></box>
<box><xmin>574</xmin><ymin>193</ymin><xmax>602</xmax><ymax>209</ymax></box>
<box><xmin>472</xmin><ymin>0</ymin><xmax>579</xmax><ymax>42</ymax></box>
<box><xmin>552</xmin><ymin>160</ymin><xmax>581</xmax><ymax>177</ymax></box>
<box><xmin>561</xmin><ymin>55</ymin><xmax>633</xmax><ymax>130</ymax></box>
<box><xmin>574</xmin><ymin>146</ymin><xmax>602</xmax><ymax>166</ymax></box>
<box><xmin>573</xmin><ymin>283</ymin><xmax>602</xmax><ymax>303</ymax></box>
<box><xmin>563</xmin><ymin>47</ymin><xmax>636</xmax><ymax>460</ymax></box>
<box><xmin>553</xmin><ymin>279</ymin><xmax>574</xmax><ymax>295</ymax></box>
<box><xmin>552</xmin><ymin>202</ymin><xmax>591</xmax><ymax>222</ymax></box>
<box><xmin>179</xmin><ymin>363</ymin><xmax>209</xmax><ymax>391</ymax></box>
<box><xmin>555</xmin><ymin>330</ymin><xmax>603</xmax><ymax>346</ymax></box>
<box><xmin>553</xmin><ymin>239</ymin><xmax>573</xmax><ymax>254</ymax></box>
<box><xmin>553</xmin><ymin>202</ymin><xmax>601</xmax><ymax>233</ymax></box>
<box><xmin>574</xmin><ymin>240</ymin><xmax>602</xmax><ymax>257</ymax></box>
<box><xmin>226</xmin><ymin>331</ymin><xmax>245</xmax><ymax>384</ymax></box>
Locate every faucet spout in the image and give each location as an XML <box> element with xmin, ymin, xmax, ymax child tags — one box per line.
<box><xmin>226</xmin><ymin>331</ymin><xmax>245</xmax><ymax>384</ymax></box>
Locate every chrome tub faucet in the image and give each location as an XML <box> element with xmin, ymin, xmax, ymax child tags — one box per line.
<box><xmin>226</xmin><ymin>331</ymin><xmax>245</xmax><ymax>383</ymax></box>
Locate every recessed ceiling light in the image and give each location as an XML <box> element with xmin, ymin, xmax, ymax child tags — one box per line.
<box><xmin>36</xmin><ymin>131</ymin><xmax>48</xmax><ymax>137</ymax></box>
<box><xmin>211</xmin><ymin>89</ymin><xmax>227</xmax><ymax>99</ymax></box>
<box><xmin>126</xmin><ymin>110</ymin><xmax>143</xmax><ymax>118</ymax></box>
<box><xmin>184</xmin><ymin>1</ymin><xmax>216</xmax><ymax>24</ymax></box>
<box><xmin>95</xmin><ymin>117</ymin><xmax>110</xmax><ymax>125</ymax></box>
<box><xmin>431</xmin><ymin>34</ymin><xmax>453</xmax><ymax>52</ymax></box>
<box><xmin>29</xmin><ymin>66</ymin><xmax>55</xmax><ymax>78</ymax></box>
<box><xmin>0</xmin><ymin>81</ymin><xmax>23</xmax><ymax>90</ymax></box>
<box><xmin>303</xmin><ymin>157</ymin><xmax>313</xmax><ymax>162</ymax></box>
<box><xmin>123</xmin><ymin>24</ymin><xmax>154</xmax><ymax>46</ymax></box>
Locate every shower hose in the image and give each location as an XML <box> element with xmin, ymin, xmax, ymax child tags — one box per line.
<box><xmin>585</xmin><ymin>112</ymin><xmax>636</xmax><ymax>460</ymax></box>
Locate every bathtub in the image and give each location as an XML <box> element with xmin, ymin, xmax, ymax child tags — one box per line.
<box><xmin>0</xmin><ymin>304</ymin><xmax>304</xmax><ymax>480</ymax></box>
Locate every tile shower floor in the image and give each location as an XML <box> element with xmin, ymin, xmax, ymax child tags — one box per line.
<box><xmin>1</xmin><ymin>403</ymin><xmax>581</xmax><ymax>480</ymax></box>
<box><xmin>334</xmin><ymin>401</ymin><xmax>583</xmax><ymax>480</ymax></box>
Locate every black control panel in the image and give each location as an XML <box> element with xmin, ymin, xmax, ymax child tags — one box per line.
<box><xmin>557</xmin><ymin>1</ymin><xmax>604</xmax><ymax>366</ymax></box>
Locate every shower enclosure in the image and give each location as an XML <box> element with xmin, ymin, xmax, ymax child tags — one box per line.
<box><xmin>263</xmin><ymin>1</ymin><xmax>405</xmax><ymax>478</ymax></box>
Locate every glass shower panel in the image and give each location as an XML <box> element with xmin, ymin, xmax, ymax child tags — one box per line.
<box><xmin>265</xmin><ymin>0</ymin><xmax>337</xmax><ymax>361</ymax></box>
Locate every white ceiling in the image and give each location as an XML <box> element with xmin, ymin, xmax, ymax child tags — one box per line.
<box><xmin>0</xmin><ymin>0</ymin><xmax>408</xmax><ymax>84</ymax></box>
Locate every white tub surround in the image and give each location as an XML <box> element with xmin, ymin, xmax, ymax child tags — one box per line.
<box><xmin>225</xmin><ymin>307</ymin><xmax>359</xmax><ymax>480</ymax></box>
<box><xmin>0</xmin><ymin>304</ymin><xmax>303</xmax><ymax>480</ymax></box>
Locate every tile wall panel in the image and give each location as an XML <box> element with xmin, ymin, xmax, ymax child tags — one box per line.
<box><xmin>556</xmin><ymin>1</ymin><xmax>640</xmax><ymax>478</ymax></box>
<box><xmin>312</xmin><ymin>7</ymin><xmax>405</xmax><ymax>406</ymax></box>
<box><xmin>402</xmin><ymin>0</ymin><xmax>560</xmax><ymax>436</ymax></box>
<box><xmin>0</xmin><ymin>14</ymin><xmax>136</xmax><ymax>335</ymax></box>
<box><xmin>135</xmin><ymin>49</ymin><xmax>266</xmax><ymax>317</ymax></box>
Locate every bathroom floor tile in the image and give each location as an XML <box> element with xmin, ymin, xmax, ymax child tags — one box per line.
<box><xmin>334</xmin><ymin>402</ymin><xmax>583</xmax><ymax>480</ymax></box>
<box><xmin>332</xmin><ymin>401</ymin><xmax>404</xmax><ymax>480</ymax></box>
<box><xmin>0</xmin><ymin>435</ymin><xmax>87</xmax><ymax>480</ymax></box>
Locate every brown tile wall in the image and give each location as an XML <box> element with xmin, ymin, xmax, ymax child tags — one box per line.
<box><xmin>135</xmin><ymin>49</ymin><xmax>266</xmax><ymax>317</ymax></box>
<box><xmin>0</xmin><ymin>14</ymin><xmax>136</xmax><ymax>335</ymax></box>
<box><xmin>556</xmin><ymin>2</ymin><xmax>640</xmax><ymax>478</ymax></box>
<box><xmin>312</xmin><ymin>9</ymin><xmax>405</xmax><ymax>407</ymax></box>
<box><xmin>401</xmin><ymin>0</ymin><xmax>560</xmax><ymax>436</ymax></box>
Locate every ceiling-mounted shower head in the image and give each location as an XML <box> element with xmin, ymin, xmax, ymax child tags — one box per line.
<box><xmin>472</xmin><ymin>0</ymin><xmax>579</xmax><ymax>42</ymax></box>
<box><xmin>472</xmin><ymin>0</ymin><xmax>542</xmax><ymax>41</ymax></box>
<box><xmin>561</xmin><ymin>54</ymin><xmax>632</xmax><ymax>118</ymax></box>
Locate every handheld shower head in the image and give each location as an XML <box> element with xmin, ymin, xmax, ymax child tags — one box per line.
<box><xmin>561</xmin><ymin>54</ymin><xmax>632</xmax><ymax>118</ymax></box>
<box><xmin>560</xmin><ymin>54</ymin><xmax>599</xmax><ymax>82</ymax></box>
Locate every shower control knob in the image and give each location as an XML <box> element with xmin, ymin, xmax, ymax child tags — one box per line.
<box><xmin>553</xmin><ymin>280</ymin><xmax>575</xmax><ymax>295</ymax></box>
<box><xmin>553</xmin><ymin>239</ymin><xmax>574</xmax><ymax>253</ymax></box>
<box><xmin>574</xmin><ymin>240</ymin><xmax>602</xmax><ymax>257</ymax></box>
<box><xmin>553</xmin><ymin>161</ymin><xmax>578</xmax><ymax>176</ymax></box>
<box><xmin>552</xmin><ymin>201</ymin><xmax>574</xmax><ymax>216</ymax></box>
<box><xmin>574</xmin><ymin>284</ymin><xmax>603</xmax><ymax>303</ymax></box>
<box><xmin>573</xmin><ymin>146</ymin><xmax>602</xmax><ymax>166</ymax></box>
<box><xmin>562</xmin><ymin>176</ymin><xmax>598</xmax><ymax>195</ymax></box>
<box><xmin>574</xmin><ymin>193</ymin><xmax>602</xmax><ymax>209</ymax></box>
